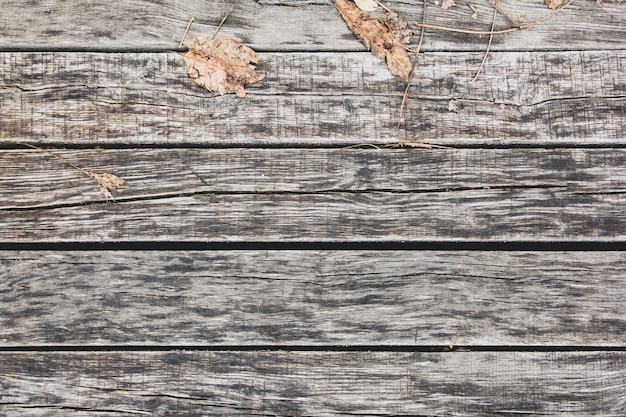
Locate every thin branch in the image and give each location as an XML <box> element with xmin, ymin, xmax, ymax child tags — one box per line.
<box><xmin>414</xmin><ymin>0</ymin><xmax>574</xmax><ymax>35</ymax></box>
<box><xmin>372</xmin><ymin>0</ymin><xmax>394</xmax><ymax>13</ymax></box>
<box><xmin>212</xmin><ymin>0</ymin><xmax>241</xmax><ymax>40</ymax></box>
<box><xmin>485</xmin><ymin>0</ymin><xmax>519</xmax><ymax>28</ymax></box>
<box><xmin>179</xmin><ymin>16</ymin><xmax>196</xmax><ymax>46</ymax></box>
<box><xmin>468</xmin><ymin>0</ymin><xmax>497</xmax><ymax>85</ymax></box>
<box><xmin>21</xmin><ymin>143</ymin><xmax>125</xmax><ymax>200</ymax></box>
<box><xmin>396</xmin><ymin>0</ymin><xmax>426</xmax><ymax>130</ymax></box>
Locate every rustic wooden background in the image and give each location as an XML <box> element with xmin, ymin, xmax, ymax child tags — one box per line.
<box><xmin>1</xmin><ymin>0</ymin><xmax>625</xmax><ymax>415</ymax></box>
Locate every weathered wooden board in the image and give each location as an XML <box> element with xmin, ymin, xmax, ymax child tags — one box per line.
<box><xmin>1</xmin><ymin>180</ymin><xmax>624</xmax><ymax>241</ymax></box>
<box><xmin>0</xmin><ymin>0</ymin><xmax>624</xmax><ymax>52</ymax></box>
<box><xmin>2</xmin><ymin>148</ymin><xmax>624</xmax><ymax>207</ymax></box>
<box><xmin>2</xmin><ymin>148</ymin><xmax>624</xmax><ymax>242</ymax></box>
<box><xmin>0</xmin><ymin>350</ymin><xmax>624</xmax><ymax>416</ymax></box>
<box><xmin>1</xmin><ymin>250</ymin><xmax>624</xmax><ymax>346</ymax></box>
<box><xmin>2</xmin><ymin>51</ymin><xmax>625</xmax><ymax>145</ymax></box>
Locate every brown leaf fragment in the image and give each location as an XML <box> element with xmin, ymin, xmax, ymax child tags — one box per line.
<box><xmin>181</xmin><ymin>36</ymin><xmax>265</xmax><ymax>98</ymax></box>
<box><xmin>544</xmin><ymin>0</ymin><xmax>564</xmax><ymax>8</ymax></box>
<box><xmin>334</xmin><ymin>0</ymin><xmax>412</xmax><ymax>78</ymax></box>
<box><xmin>441</xmin><ymin>0</ymin><xmax>456</xmax><ymax>9</ymax></box>
<box><xmin>85</xmin><ymin>171</ymin><xmax>125</xmax><ymax>200</ymax></box>
<box><xmin>379</xmin><ymin>11</ymin><xmax>414</xmax><ymax>44</ymax></box>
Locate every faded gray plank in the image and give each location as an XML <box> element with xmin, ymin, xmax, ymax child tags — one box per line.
<box><xmin>0</xmin><ymin>188</ymin><xmax>624</xmax><ymax>242</ymax></box>
<box><xmin>1</xmin><ymin>51</ymin><xmax>625</xmax><ymax>145</ymax></box>
<box><xmin>0</xmin><ymin>0</ymin><xmax>624</xmax><ymax>51</ymax></box>
<box><xmin>1</xmin><ymin>148</ymin><xmax>624</xmax><ymax>207</ymax></box>
<box><xmin>0</xmin><ymin>350</ymin><xmax>624</xmax><ymax>416</ymax></box>
<box><xmin>1</xmin><ymin>251</ymin><xmax>625</xmax><ymax>346</ymax></box>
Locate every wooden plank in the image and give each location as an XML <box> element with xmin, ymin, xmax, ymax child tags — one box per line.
<box><xmin>0</xmin><ymin>180</ymin><xmax>624</xmax><ymax>241</ymax></box>
<box><xmin>2</xmin><ymin>51</ymin><xmax>625</xmax><ymax>145</ymax></box>
<box><xmin>2</xmin><ymin>148</ymin><xmax>624</xmax><ymax>242</ymax></box>
<box><xmin>1</xmin><ymin>250</ymin><xmax>624</xmax><ymax>346</ymax></box>
<box><xmin>0</xmin><ymin>350</ymin><xmax>624</xmax><ymax>416</ymax></box>
<box><xmin>2</xmin><ymin>148</ymin><xmax>625</xmax><ymax>208</ymax></box>
<box><xmin>0</xmin><ymin>0</ymin><xmax>625</xmax><ymax>52</ymax></box>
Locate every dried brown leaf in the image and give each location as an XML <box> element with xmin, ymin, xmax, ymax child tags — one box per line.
<box><xmin>544</xmin><ymin>0</ymin><xmax>564</xmax><ymax>8</ymax></box>
<box><xmin>334</xmin><ymin>0</ymin><xmax>412</xmax><ymax>78</ymax></box>
<box><xmin>441</xmin><ymin>0</ymin><xmax>456</xmax><ymax>9</ymax></box>
<box><xmin>379</xmin><ymin>11</ymin><xmax>414</xmax><ymax>44</ymax></box>
<box><xmin>85</xmin><ymin>171</ymin><xmax>125</xmax><ymax>200</ymax></box>
<box><xmin>181</xmin><ymin>36</ymin><xmax>265</xmax><ymax>98</ymax></box>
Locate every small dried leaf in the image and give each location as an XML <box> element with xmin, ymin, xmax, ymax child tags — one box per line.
<box><xmin>544</xmin><ymin>0</ymin><xmax>564</xmax><ymax>8</ymax></box>
<box><xmin>355</xmin><ymin>0</ymin><xmax>379</xmax><ymax>11</ymax></box>
<box><xmin>85</xmin><ymin>171</ymin><xmax>125</xmax><ymax>200</ymax></box>
<box><xmin>334</xmin><ymin>0</ymin><xmax>412</xmax><ymax>78</ymax></box>
<box><xmin>379</xmin><ymin>11</ymin><xmax>414</xmax><ymax>44</ymax></box>
<box><xmin>181</xmin><ymin>36</ymin><xmax>265</xmax><ymax>98</ymax></box>
<box><xmin>441</xmin><ymin>0</ymin><xmax>455</xmax><ymax>9</ymax></box>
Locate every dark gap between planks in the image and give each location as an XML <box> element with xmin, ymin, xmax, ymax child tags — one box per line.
<box><xmin>1</xmin><ymin>345</ymin><xmax>625</xmax><ymax>353</ymax></box>
<box><xmin>1</xmin><ymin>241</ymin><xmax>625</xmax><ymax>251</ymax></box>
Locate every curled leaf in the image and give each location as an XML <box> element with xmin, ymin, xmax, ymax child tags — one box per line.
<box><xmin>379</xmin><ymin>11</ymin><xmax>414</xmax><ymax>45</ymax></box>
<box><xmin>334</xmin><ymin>0</ymin><xmax>412</xmax><ymax>78</ymax></box>
<box><xmin>181</xmin><ymin>36</ymin><xmax>265</xmax><ymax>98</ymax></box>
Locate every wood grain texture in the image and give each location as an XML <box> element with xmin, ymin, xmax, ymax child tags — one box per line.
<box><xmin>0</xmin><ymin>0</ymin><xmax>624</xmax><ymax>52</ymax></box>
<box><xmin>1</xmin><ymin>250</ymin><xmax>625</xmax><ymax>346</ymax></box>
<box><xmin>1</xmin><ymin>147</ymin><xmax>625</xmax><ymax>241</ymax></box>
<box><xmin>1</xmin><ymin>350</ymin><xmax>624</xmax><ymax>416</ymax></box>
<box><xmin>2</xmin><ymin>148</ymin><xmax>625</xmax><ymax>207</ymax></box>
<box><xmin>1</xmin><ymin>192</ymin><xmax>624</xmax><ymax>242</ymax></box>
<box><xmin>1</xmin><ymin>51</ymin><xmax>625</xmax><ymax>145</ymax></box>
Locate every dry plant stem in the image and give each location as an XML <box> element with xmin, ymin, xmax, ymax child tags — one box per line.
<box><xmin>396</xmin><ymin>0</ymin><xmax>426</xmax><ymax>130</ymax></box>
<box><xmin>20</xmin><ymin>143</ymin><xmax>124</xmax><ymax>199</ymax></box>
<box><xmin>485</xmin><ymin>0</ymin><xmax>520</xmax><ymax>28</ymax></box>
<box><xmin>21</xmin><ymin>143</ymin><xmax>92</xmax><ymax>178</ymax></box>
<box><xmin>212</xmin><ymin>0</ymin><xmax>241</xmax><ymax>40</ymax></box>
<box><xmin>414</xmin><ymin>0</ymin><xmax>574</xmax><ymax>34</ymax></box>
<box><xmin>372</xmin><ymin>0</ymin><xmax>394</xmax><ymax>13</ymax></box>
<box><xmin>180</xmin><ymin>16</ymin><xmax>196</xmax><ymax>46</ymax></box>
<box><xmin>468</xmin><ymin>0</ymin><xmax>497</xmax><ymax>85</ymax></box>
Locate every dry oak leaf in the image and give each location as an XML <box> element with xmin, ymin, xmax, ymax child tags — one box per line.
<box><xmin>181</xmin><ymin>36</ymin><xmax>265</xmax><ymax>98</ymax></box>
<box><xmin>334</xmin><ymin>0</ymin><xmax>412</xmax><ymax>78</ymax></box>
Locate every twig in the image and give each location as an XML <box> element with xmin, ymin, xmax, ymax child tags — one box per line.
<box><xmin>372</xmin><ymin>0</ymin><xmax>394</xmax><ymax>13</ymax></box>
<box><xmin>414</xmin><ymin>0</ymin><xmax>574</xmax><ymax>34</ymax></box>
<box><xmin>180</xmin><ymin>16</ymin><xmax>196</xmax><ymax>46</ymax></box>
<box><xmin>212</xmin><ymin>0</ymin><xmax>241</xmax><ymax>40</ymax></box>
<box><xmin>396</xmin><ymin>0</ymin><xmax>426</xmax><ymax>130</ymax></box>
<box><xmin>468</xmin><ymin>0</ymin><xmax>497</xmax><ymax>85</ymax></box>
<box><xmin>485</xmin><ymin>0</ymin><xmax>519</xmax><ymax>28</ymax></box>
<box><xmin>21</xmin><ymin>143</ymin><xmax>125</xmax><ymax>200</ymax></box>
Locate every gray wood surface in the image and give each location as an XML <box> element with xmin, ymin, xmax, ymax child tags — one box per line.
<box><xmin>0</xmin><ymin>0</ymin><xmax>624</xmax><ymax>52</ymax></box>
<box><xmin>1</xmin><ymin>350</ymin><xmax>624</xmax><ymax>416</ymax></box>
<box><xmin>3</xmin><ymin>148</ymin><xmax>624</xmax><ymax>206</ymax></box>
<box><xmin>1</xmin><ymin>148</ymin><xmax>625</xmax><ymax>242</ymax></box>
<box><xmin>1</xmin><ymin>250</ymin><xmax>624</xmax><ymax>346</ymax></box>
<box><xmin>2</xmin><ymin>50</ymin><xmax>625</xmax><ymax>145</ymax></box>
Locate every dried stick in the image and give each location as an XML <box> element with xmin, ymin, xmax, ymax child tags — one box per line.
<box><xmin>468</xmin><ymin>0</ymin><xmax>497</xmax><ymax>85</ymax></box>
<box><xmin>21</xmin><ymin>143</ymin><xmax>125</xmax><ymax>200</ymax></box>
<box><xmin>485</xmin><ymin>0</ymin><xmax>519</xmax><ymax>28</ymax></box>
<box><xmin>179</xmin><ymin>16</ymin><xmax>196</xmax><ymax>46</ymax></box>
<box><xmin>396</xmin><ymin>0</ymin><xmax>426</xmax><ymax>130</ymax></box>
<box><xmin>414</xmin><ymin>0</ymin><xmax>574</xmax><ymax>35</ymax></box>
<box><xmin>372</xmin><ymin>0</ymin><xmax>394</xmax><ymax>13</ymax></box>
<box><xmin>212</xmin><ymin>0</ymin><xmax>241</xmax><ymax>40</ymax></box>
